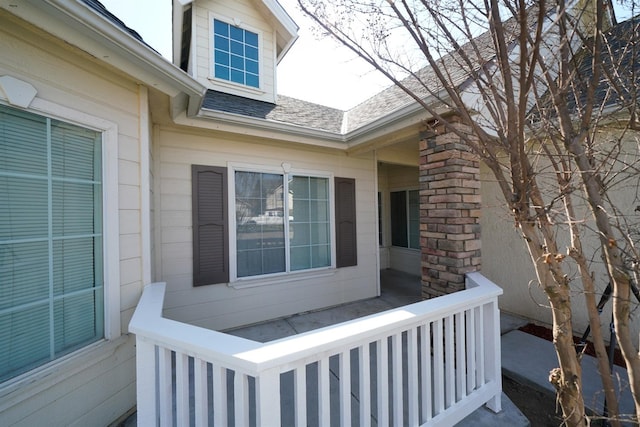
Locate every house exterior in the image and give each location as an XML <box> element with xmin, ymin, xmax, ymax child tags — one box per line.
<box><xmin>0</xmin><ymin>0</ymin><xmax>636</xmax><ymax>425</ymax></box>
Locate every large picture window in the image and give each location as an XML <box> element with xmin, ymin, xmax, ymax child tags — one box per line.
<box><xmin>235</xmin><ymin>171</ymin><xmax>330</xmax><ymax>278</ymax></box>
<box><xmin>0</xmin><ymin>104</ymin><xmax>103</xmax><ymax>383</ymax></box>
<box><xmin>192</xmin><ymin>165</ymin><xmax>356</xmax><ymax>286</ymax></box>
<box><xmin>213</xmin><ymin>19</ymin><xmax>260</xmax><ymax>88</ymax></box>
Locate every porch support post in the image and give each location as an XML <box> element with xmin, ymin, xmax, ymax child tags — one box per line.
<box><xmin>419</xmin><ymin>118</ymin><xmax>481</xmax><ymax>299</ymax></box>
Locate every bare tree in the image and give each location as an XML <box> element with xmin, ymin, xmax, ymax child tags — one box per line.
<box><xmin>297</xmin><ymin>0</ymin><xmax>640</xmax><ymax>424</ymax></box>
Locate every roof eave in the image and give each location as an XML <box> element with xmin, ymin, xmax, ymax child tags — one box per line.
<box><xmin>3</xmin><ymin>0</ymin><xmax>206</xmax><ymax>118</ymax></box>
<box><xmin>195</xmin><ymin>107</ymin><xmax>348</xmax><ymax>148</ymax></box>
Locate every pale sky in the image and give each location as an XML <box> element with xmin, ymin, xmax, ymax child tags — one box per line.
<box><xmin>99</xmin><ymin>0</ymin><xmax>390</xmax><ymax>110</ymax></box>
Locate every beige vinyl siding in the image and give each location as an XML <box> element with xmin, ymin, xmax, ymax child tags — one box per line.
<box><xmin>156</xmin><ymin>127</ymin><xmax>378</xmax><ymax>331</ymax></box>
<box><xmin>0</xmin><ymin>13</ymin><xmax>143</xmax><ymax>426</ymax></box>
<box><xmin>193</xmin><ymin>0</ymin><xmax>277</xmax><ymax>102</ymax></box>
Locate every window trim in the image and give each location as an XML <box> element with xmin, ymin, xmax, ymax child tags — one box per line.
<box><xmin>209</xmin><ymin>13</ymin><xmax>264</xmax><ymax>92</ymax></box>
<box><xmin>0</xmin><ymin>96</ymin><xmax>120</xmax><ymax>344</ymax></box>
<box><xmin>228</xmin><ymin>162</ymin><xmax>335</xmax><ymax>283</ymax></box>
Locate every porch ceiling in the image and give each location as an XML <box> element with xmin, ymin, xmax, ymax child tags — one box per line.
<box><xmin>377</xmin><ymin>139</ymin><xmax>419</xmax><ymax>166</ymax></box>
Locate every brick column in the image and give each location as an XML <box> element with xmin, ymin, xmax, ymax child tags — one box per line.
<box><xmin>420</xmin><ymin>120</ymin><xmax>481</xmax><ymax>299</ymax></box>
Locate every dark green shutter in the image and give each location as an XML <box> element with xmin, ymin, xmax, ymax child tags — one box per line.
<box><xmin>335</xmin><ymin>177</ymin><xmax>357</xmax><ymax>267</ymax></box>
<box><xmin>192</xmin><ymin>165</ymin><xmax>228</xmax><ymax>285</ymax></box>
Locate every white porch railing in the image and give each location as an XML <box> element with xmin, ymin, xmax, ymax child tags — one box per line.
<box><xmin>128</xmin><ymin>272</ymin><xmax>503</xmax><ymax>426</ymax></box>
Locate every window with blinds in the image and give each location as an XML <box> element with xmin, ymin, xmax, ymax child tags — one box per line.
<box><xmin>0</xmin><ymin>104</ymin><xmax>103</xmax><ymax>383</ymax></box>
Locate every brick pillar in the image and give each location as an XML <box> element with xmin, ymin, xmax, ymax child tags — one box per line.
<box><xmin>420</xmin><ymin>120</ymin><xmax>481</xmax><ymax>299</ymax></box>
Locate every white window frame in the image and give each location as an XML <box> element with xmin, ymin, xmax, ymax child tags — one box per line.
<box><xmin>0</xmin><ymin>96</ymin><xmax>120</xmax><ymax>346</ymax></box>
<box><xmin>209</xmin><ymin>12</ymin><xmax>264</xmax><ymax>92</ymax></box>
<box><xmin>228</xmin><ymin>162</ymin><xmax>335</xmax><ymax>284</ymax></box>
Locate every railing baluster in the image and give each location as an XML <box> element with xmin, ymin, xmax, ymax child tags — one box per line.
<box><xmin>176</xmin><ymin>352</ymin><xmax>190</xmax><ymax>426</ymax></box>
<box><xmin>318</xmin><ymin>358</ymin><xmax>331</xmax><ymax>426</ymax></box>
<box><xmin>392</xmin><ymin>333</ymin><xmax>403</xmax><ymax>426</ymax></box>
<box><xmin>212</xmin><ymin>364</ymin><xmax>227</xmax><ymax>427</ymax></box>
<box><xmin>234</xmin><ymin>372</ymin><xmax>249</xmax><ymax>427</ymax></box>
<box><xmin>420</xmin><ymin>324</ymin><xmax>432</xmax><ymax>422</ymax></box>
<box><xmin>359</xmin><ymin>344</ymin><xmax>371</xmax><ymax>427</ymax></box>
<box><xmin>194</xmin><ymin>359</ymin><xmax>208</xmax><ymax>427</ymax></box>
<box><xmin>466</xmin><ymin>307</ymin><xmax>476</xmax><ymax>394</ymax></box>
<box><xmin>455</xmin><ymin>311</ymin><xmax>466</xmax><ymax>402</ymax></box>
<box><xmin>407</xmin><ymin>328</ymin><xmax>419</xmax><ymax>426</ymax></box>
<box><xmin>444</xmin><ymin>315</ymin><xmax>455</xmax><ymax>408</ymax></box>
<box><xmin>475</xmin><ymin>305</ymin><xmax>485</xmax><ymax>388</ymax></box>
<box><xmin>433</xmin><ymin>319</ymin><xmax>444</xmax><ymax>416</ymax></box>
<box><xmin>294</xmin><ymin>367</ymin><xmax>307</xmax><ymax>426</ymax></box>
<box><xmin>376</xmin><ymin>338</ymin><xmax>389</xmax><ymax>427</ymax></box>
<box><xmin>158</xmin><ymin>347</ymin><xmax>172</xmax><ymax>427</ymax></box>
<box><xmin>339</xmin><ymin>350</ymin><xmax>351</xmax><ymax>426</ymax></box>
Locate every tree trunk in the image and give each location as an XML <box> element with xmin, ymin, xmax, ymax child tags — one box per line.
<box><xmin>519</xmin><ymin>220</ymin><xmax>587</xmax><ymax>425</ymax></box>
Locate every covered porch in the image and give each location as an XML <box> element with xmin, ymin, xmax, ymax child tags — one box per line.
<box><xmin>127</xmin><ymin>270</ymin><xmax>522</xmax><ymax>426</ymax></box>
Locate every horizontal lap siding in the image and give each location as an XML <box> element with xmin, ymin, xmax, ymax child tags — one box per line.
<box><xmin>157</xmin><ymin>128</ymin><xmax>378</xmax><ymax>331</ymax></box>
<box><xmin>194</xmin><ymin>0</ymin><xmax>276</xmax><ymax>101</ymax></box>
<box><xmin>0</xmin><ymin>16</ymin><xmax>142</xmax><ymax>426</ymax></box>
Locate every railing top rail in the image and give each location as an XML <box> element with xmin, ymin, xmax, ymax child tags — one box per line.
<box><xmin>129</xmin><ymin>273</ymin><xmax>503</xmax><ymax>374</ymax></box>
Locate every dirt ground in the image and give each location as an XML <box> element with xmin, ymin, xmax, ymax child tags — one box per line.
<box><xmin>503</xmin><ymin>375</ymin><xmax>562</xmax><ymax>426</ymax></box>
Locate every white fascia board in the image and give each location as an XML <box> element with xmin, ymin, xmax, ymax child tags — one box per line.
<box><xmin>261</xmin><ymin>0</ymin><xmax>299</xmax><ymax>62</ymax></box>
<box><xmin>2</xmin><ymin>0</ymin><xmax>205</xmax><ymax>116</ymax></box>
<box><xmin>185</xmin><ymin>109</ymin><xmax>348</xmax><ymax>149</ymax></box>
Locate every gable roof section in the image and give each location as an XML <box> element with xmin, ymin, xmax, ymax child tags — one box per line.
<box><xmin>533</xmin><ymin>14</ymin><xmax>640</xmax><ymax>120</ymax></box>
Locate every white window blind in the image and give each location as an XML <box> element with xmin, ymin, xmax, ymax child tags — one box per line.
<box><xmin>0</xmin><ymin>104</ymin><xmax>103</xmax><ymax>383</ymax></box>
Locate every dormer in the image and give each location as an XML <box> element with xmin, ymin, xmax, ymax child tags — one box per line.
<box><xmin>173</xmin><ymin>0</ymin><xmax>298</xmax><ymax>104</ymax></box>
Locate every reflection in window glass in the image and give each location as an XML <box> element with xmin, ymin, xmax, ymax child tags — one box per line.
<box><xmin>390</xmin><ymin>189</ymin><xmax>420</xmax><ymax>250</ymax></box>
<box><xmin>234</xmin><ymin>172</ymin><xmax>331</xmax><ymax>278</ymax></box>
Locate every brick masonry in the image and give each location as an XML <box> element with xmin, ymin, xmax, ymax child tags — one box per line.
<box><xmin>420</xmin><ymin>120</ymin><xmax>481</xmax><ymax>299</ymax></box>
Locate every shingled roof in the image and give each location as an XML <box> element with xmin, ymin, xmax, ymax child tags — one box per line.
<box><xmin>202</xmin><ymin>7</ymin><xmax>525</xmax><ymax>136</ymax></box>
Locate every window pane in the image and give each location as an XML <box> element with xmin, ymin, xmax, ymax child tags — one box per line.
<box><xmin>246</xmin><ymin>46</ymin><xmax>258</xmax><ymax>60</ymax></box>
<box><xmin>215</xmin><ymin>64</ymin><xmax>230</xmax><ymax>80</ymax></box>
<box><xmin>290</xmin><ymin>247</ymin><xmax>311</xmax><ymax>271</ymax></box>
<box><xmin>231</xmin><ymin>69</ymin><xmax>244</xmax><ymax>84</ymax></box>
<box><xmin>214</xmin><ymin>35</ymin><xmax>229</xmax><ymax>51</ymax></box>
<box><xmin>215</xmin><ymin>50</ymin><xmax>229</xmax><ymax>66</ymax></box>
<box><xmin>0</xmin><ymin>104</ymin><xmax>103</xmax><ymax>383</ymax></box>
<box><xmin>235</xmin><ymin>172</ymin><xmax>285</xmax><ymax>277</ymax></box>
<box><xmin>229</xmin><ymin>25</ymin><xmax>244</xmax><ymax>42</ymax></box>
<box><xmin>0</xmin><ymin>176</ymin><xmax>48</xmax><ymax>240</ymax></box>
<box><xmin>390</xmin><ymin>191</ymin><xmax>408</xmax><ymax>247</ymax></box>
<box><xmin>408</xmin><ymin>190</ymin><xmax>420</xmax><ymax>249</ymax></box>
<box><xmin>230</xmin><ymin>40</ymin><xmax>244</xmax><ymax>56</ymax></box>
<box><xmin>245</xmin><ymin>31</ymin><xmax>258</xmax><ymax>47</ymax></box>
<box><xmin>289</xmin><ymin>176</ymin><xmax>330</xmax><ymax>270</ymax></box>
<box><xmin>231</xmin><ymin>54</ymin><xmax>244</xmax><ymax>70</ymax></box>
<box><xmin>246</xmin><ymin>74</ymin><xmax>259</xmax><ymax>88</ymax></box>
<box><xmin>246</xmin><ymin>59</ymin><xmax>259</xmax><ymax>74</ymax></box>
<box><xmin>0</xmin><ymin>106</ymin><xmax>48</xmax><ymax>176</ymax></box>
<box><xmin>214</xmin><ymin>20</ymin><xmax>228</xmax><ymax>36</ymax></box>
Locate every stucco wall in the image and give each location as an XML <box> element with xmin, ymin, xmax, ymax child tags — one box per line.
<box><xmin>155</xmin><ymin>127</ymin><xmax>379</xmax><ymax>331</ymax></box>
<box><xmin>480</xmin><ymin>139</ymin><xmax>640</xmax><ymax>341</ymax></box>
<box><xmin>0</xmin><ymin>13</ymin><xmax>144</xmax><ymax>426</ymax></box>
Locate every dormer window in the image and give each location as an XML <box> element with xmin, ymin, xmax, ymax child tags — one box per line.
<box><xmin>213</xmin><ymin>19</ymin><xmax>260</xmax><ymax>89</ymax></box>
